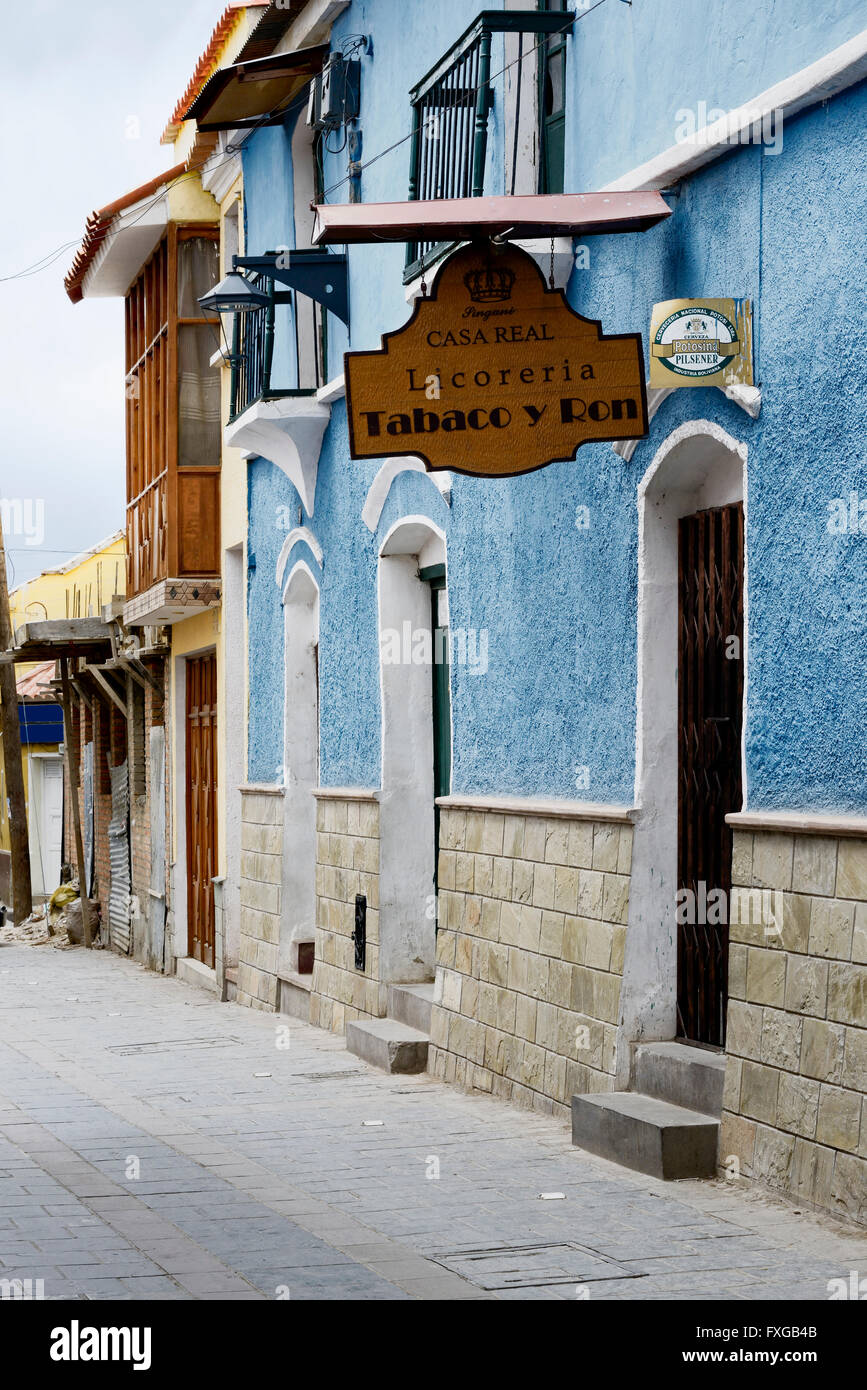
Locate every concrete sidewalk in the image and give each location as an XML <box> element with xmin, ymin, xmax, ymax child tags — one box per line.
<box><xmin>0</xmin><ymin>942</ymin><xmax>863</xmax><ymax>1300</ymax></box>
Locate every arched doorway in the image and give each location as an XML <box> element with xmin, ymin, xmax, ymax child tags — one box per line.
<box><xmin>279</xmin><ymin>559</ymin><xmax>320</xmax><ymax>979</ymax></box>
<box><xmin>377</xmin><ymin>516</ymin><xmax>449</xmax><ymax>985</ymax></box>
<box><xmin>619</xmin><ymin>422</ymin><xmax>748</xmax><ymax>1068</ymax></box>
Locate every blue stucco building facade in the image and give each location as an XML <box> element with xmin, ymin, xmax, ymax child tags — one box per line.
<box><xmin>220</xmin><ymin>0</ymin><xmax>867</xmax><ymax>1221</ymax></box>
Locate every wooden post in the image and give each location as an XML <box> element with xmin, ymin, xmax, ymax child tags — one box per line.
<box><xmin>0</xmin><ymin>511</ymin><xmax>32</xmax><ymax>921</ymax></box>
<box><xmin>60</xmin><ymin>657</ymin><xmax>94</xmax><ymax>947</ymax></box>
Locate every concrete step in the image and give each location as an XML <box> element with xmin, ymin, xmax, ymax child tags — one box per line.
<box><xmin>387</xmin><ymin>981</ymin><xmax>435</xmax><ymax>1033</ymax></box>
<box><xmin>278</xmin><ymin>974</ymin><xmax>312</xmax><ymax>1021</ymax></box>
<box><xmin>571</xmin><ymin>1092</ymin><xmax>719</xmax><ymax>1180</ymax></box>
<box><xmin>176</xmin><ymin>956</ymin><xmax>218</xmax><ymax>995</ymax></box>
<box><xmin>634</xmin><ymin>1041</ymin><xmax>726</xmax><ymax>1117</ymax></box>
<box><xmin>346</xmin><ymin>1017</ymin><xmax>429</xmax><ymax>1074</ymax></box>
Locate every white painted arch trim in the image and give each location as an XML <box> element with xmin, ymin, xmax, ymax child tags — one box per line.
<box><xmin>378</xmin><ymin>514</ymin><xmax>448</xmax><ymax>560</ymax></box>
<box><xmin>635</xmin><ymin>416</ymin><xmax>750</xmax><ymax>786</ymax></box>
<box><xmin>612</xmin><ymin>384</ymin><xmax>761</xmax><ymax>462</ymax></box>
<box><xmin>363</xmin><ymin>459</ymin><xmax>452</xmax><ymax>533</ymax></box>
<box><xmin>276</xmin><ymin>528</ymin><xmax>323</xmax><ymax>590</ymax></box>
<box><xmin>281</xmin><ymin>558</ymin><xmax>321</xmax><ymax>608</ymax></box>
<box><xmin>636</xmin><ymin>417</ymin><xmax>748</xmax><ymax>508</ymax></box>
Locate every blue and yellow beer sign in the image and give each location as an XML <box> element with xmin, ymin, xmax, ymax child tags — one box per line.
<box><xmin>650</xmin><ymin>298</ymin><xmax>753</xmax><ymax>388</ymax></box>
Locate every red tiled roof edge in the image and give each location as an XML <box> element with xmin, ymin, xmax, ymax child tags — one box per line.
<box><xmin>64</xmin><ymin>161</ymin><xmax>187</xmax><ymax>304</ymax></box>
<box><xmin>161</xmin><ymin>1</ymin><xmax>269</xmax><ymax>146</ymax></box>
<box><xmin>16</xmin><ymin>660</ymin><xmax>59</xmax><ymax>702</ymax></box>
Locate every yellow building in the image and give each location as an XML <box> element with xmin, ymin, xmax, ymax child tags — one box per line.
<box><xmin>64</xmin><ymin>3</ymin><xmax>267</xmax><ymax>988</ymax></box>
<box><xmin>0</xmin><ymin>532</ymin><xmax>125</xmax><ymax>902</ymax></box>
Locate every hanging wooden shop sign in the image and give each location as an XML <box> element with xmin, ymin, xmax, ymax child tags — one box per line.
<box><xmin>344</xmin><ymin>243</ymin><xmax>648</xmax><ymax>477</ymax></box>
<box><xmin>649</xmin><ymin>298</ymin><xmax>753</xmax><ymax>388</ymax></box>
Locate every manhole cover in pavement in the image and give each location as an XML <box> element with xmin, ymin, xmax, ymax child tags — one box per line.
<box><xmin>429</xmin><ymin>1242</ymin><xmax>642</xmax><ymax>1290</ymax></box>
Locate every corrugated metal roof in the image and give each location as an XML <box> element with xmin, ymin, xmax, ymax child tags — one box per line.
<box><xmin>108</xmin><ymin>760</ymin><xmax>131</xmax><ymax>955</ymax></box>
<box><xmin>161</xmin><ymin>1</ymin><xmax>270</xmax><ymax>145</ymax></box>
<box><xmin>183</xmin><ymin>44</ymin><xmax>328</xmax><ymax>131</ymax></box>
<box><xmin>234</xmin><ymin>2</ymin><xmax>309</xmax><ymax>64</ymax></box>
<box><xmin>64</xmin><ymin>163</ymin><xmax>187</xmax><ymax>304</ymax></box>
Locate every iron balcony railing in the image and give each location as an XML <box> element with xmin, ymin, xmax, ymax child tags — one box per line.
<box><xmin>229</xmin><ymin>274</ymin><xmax>327</xmax><ymax>422</ymax></box>
<box><xmin>404</xmin><ymin>9</ymin><xmax>575</xmax><ymax>283</ymax></box>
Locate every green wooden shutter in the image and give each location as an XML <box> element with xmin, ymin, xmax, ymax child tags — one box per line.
<box><xmin>540</xmin><ymin>0</ymin><xmax>567</xmax><ymax>195</ymax></box>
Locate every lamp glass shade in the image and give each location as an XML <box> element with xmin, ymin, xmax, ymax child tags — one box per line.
<box><xmin>197</xmin><ymin>272</ymin><xmax>271</xmax><ymax>315</ymax></box>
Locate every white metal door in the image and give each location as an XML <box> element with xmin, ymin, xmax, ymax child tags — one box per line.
<box><xmin>32</xmin><ymin>757</ymin><xmax>63</xmax><ymax>895</ymax></box>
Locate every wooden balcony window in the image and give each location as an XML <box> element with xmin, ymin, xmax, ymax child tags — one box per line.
<box><xmin>125</xmin><ymin>224</ymin><xmax>221</xmax><ymax>601</ymax></box>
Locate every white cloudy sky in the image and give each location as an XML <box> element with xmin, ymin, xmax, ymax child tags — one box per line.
<box><xmin>0</xmin><ymin>0</ymin><xmax>224</xmax><ymax>587</ymax></box>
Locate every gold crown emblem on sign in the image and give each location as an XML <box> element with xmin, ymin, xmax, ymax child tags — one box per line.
<box><xmin>463</xmin><ymin>264</ymin><xmax>516</xmax><ymax>303</ymax></box>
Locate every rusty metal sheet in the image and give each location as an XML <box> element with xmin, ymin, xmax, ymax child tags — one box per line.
<box><xmin>108</xmin><ymin>759</ymin><xmax>131</xmax><ymax>956</ymax></box>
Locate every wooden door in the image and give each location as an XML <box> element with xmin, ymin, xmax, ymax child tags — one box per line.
<box><xmin>677</xmin><ymin>503</ymin><xmax>744</xmax><ymax>1046</ymax></box>
<box><xmin>186</xmin><ymin>653</ymin><xmax>217</xmax><ymax>967</ymax></box>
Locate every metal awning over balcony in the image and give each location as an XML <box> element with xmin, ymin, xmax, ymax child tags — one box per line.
<box><xmin>312</xmin><ymin>191</ymin><xmax>672</xmax><ymax>246</ymax></box>
<box><xmin>183</xmin><ymin>44</ymin><xmax>328</xmax><ymax>130</ymax></box>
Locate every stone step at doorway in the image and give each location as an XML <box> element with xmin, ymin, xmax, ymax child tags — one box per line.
<box><xmin>387</xmin><ymin>981</ymin><xmax>435</xmax><ymax>1033</ymax></box>
<box><xmin>634</xmin><ymin>1040</ymin><xmax>726</xmax><ymax>1117</ymax></box>
<box><xmin>346</xmin><ymin>982</ymin><xmax>435</xmax><ymax>1075</ymax></box>
<box><xmin>571</xmin><ymin>1041</ymin><xmax>725</xmax><ymax>1181</ymax></box>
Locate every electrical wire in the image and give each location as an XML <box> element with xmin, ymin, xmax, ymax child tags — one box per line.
<box><xmin>0</xmin><ymin>87</ymin><xmax>310</xmax><ymax>285</ymax></box>
<box><xmin>319</xmin><ymin>1</ymin><xmax>608</xmax><ymax>201</ymax></box>
<box><xmin>1</xmin><ymin>0</ymin><xmax>619</xmax><ymax>277</ymax></box>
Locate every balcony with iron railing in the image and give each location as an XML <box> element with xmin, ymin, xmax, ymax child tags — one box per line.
<box><xmin>404</xmin><ymin>8</ymin><xmax>576</xmax><ymax>283</ymax></box>
<box><xmin>228</xmin><ymin>274</ymin><xmax>327</xmax><ymax>423</ymax></box>
<box><xmin>223</xmin><ymin>267</ymin><xmax>334</xmax><ymax>516</ymax></box>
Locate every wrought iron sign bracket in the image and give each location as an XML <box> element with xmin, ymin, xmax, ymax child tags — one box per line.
<box><xmin>233</xmin><ymin>251</ymin><xmax>349</xmax><ymax>326</ymax></box>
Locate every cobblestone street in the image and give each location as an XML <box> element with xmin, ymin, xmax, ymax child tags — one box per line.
<box><xmin>0</xmin><ymin>943</ymin><xmax>863</xmax><ymax>1302</ymax></box>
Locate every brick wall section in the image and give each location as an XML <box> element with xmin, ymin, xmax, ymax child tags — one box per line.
<box><xmin>309</xmin><ymin>794</ymin><xmax>382</xmax><ymax>1034</ymax></box>
<box><xmin>720</xmin><ymin>829</ymin><xmax>867</xmax><ymax>1225</ymax></box>
<box><xmin>429</xmin><ymin>808</ymin><xmax>633</xmax><ymax>1119</ymax></box>
<box><xmin>237</xmin><ymin>788</ymin><xmax>283</xmax><ymax>1011</ymax></box>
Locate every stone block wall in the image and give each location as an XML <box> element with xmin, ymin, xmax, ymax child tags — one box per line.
<box><xmin>428</xmin><ymin>805</ymin><xmax>634</xmax><ymax>1118</ymax></box>
<box><xmin>721</xmin><ymin>826</ymin><xmax>867</xmax><ymax>1225</ymax></box>
<box><xmin>309</xmin><ymin>792</ymin><xmax>384</xmax><ymax>1033</ymax></box>
<box><xmin>237</xmin><ymin>787</ymin><xmax>284</xmax><ymax>1011</ymax></box>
